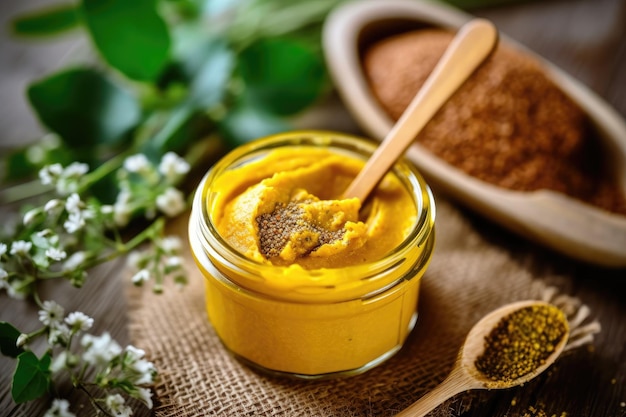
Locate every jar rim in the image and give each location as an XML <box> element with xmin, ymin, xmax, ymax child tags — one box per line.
<box><xmin>190</xmin><ymin>130</ymin><xmax>436</xmax><ymax>301</ymax></box>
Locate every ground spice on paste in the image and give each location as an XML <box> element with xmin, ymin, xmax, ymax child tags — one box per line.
<box><xmin>364</xmin><ymin>29</ymin><xmax>626</xmax><ymax>215</ymax></box>
<box><xmin>475</xmin><ymin>304</ymin><xmax>568</xmax><ymax>382</ymax></box>
<box><xmin>256</xmin><ymin>200</ymin><xmax>345</xmax><ymax>259</ymax></box>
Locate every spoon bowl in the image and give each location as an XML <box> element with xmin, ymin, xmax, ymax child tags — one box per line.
<box><xmin>396</xmin><ymin>300</ymin><xmax>570</xmax><ymax>417</ymax></box>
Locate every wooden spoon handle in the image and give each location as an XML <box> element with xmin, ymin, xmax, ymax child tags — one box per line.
<box><xmin>343</xmin><ymin>18</ymin><xmax>499</xmax><ymax>201</ymax></box>
<box><xmin>395</xmin><ymin>367</ymin><xmax>479</xmax><ymax>417</ymax></box>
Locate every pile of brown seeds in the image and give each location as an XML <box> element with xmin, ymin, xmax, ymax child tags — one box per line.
<box><xmin>256</xmin><ymin>201</ymin><xmax>345</xmax><ymax>259</ymax></box>
<box><xmin>475</xmin><ymin>304</ymin><xmax>568</xmax><ymax>383</ymax></box>
<box><xmin>364</xmin><ymin>29</ymin><xmax>626</xmax><ymax>215</ymax></box>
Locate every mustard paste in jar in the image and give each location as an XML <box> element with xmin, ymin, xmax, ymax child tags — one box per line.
<box><xmin>212</xmin><ymin>147</ymin><xmax>417</xmax><ymax>269</ymax></box>
<box><xmin>190</xmin><ymin>132</ymin><xmax>435</xmax><ymax>377</ymax></box>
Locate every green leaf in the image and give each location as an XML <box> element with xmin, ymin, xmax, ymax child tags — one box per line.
<box><xmin>146</xmin><ymin>105</ymin><xmax>195</xmax><ymax>154</ymax></box>
<box><xmin>27</xmin><ymin>68</ymin><xmax>141</xmax><ymax>149</ymax></box>
<box><xmin>218</xmin><ymin>100</ymin><xmax>289</xmax><ymax>146</ymax></box>
<box><xmin>147</xmin><ymin>38</ymin><xmax>233</xmax><ymax>153</ymax></box>
<box><xmin>32</xmin><ymin>251</ymin><xmax>51</xmax><ymax>270</ymax></box>
<box><xmin>30</xmin><ymin>233</ymin><xmax>51</xmax><ymax>249</ymax></box>
<box><xmin>12</xmin><ymin>351</ymin><xmax>51</xmax><ymax>404</ymax></box>
<box><xmin>89</xmin><ymin>170</ymin><xmax>121</xmax><ymax>204</ymax></box>
<box><xmin>162</xmin><ymin>30</ymin><xmax>235</xmax><ymax>102</ymax></box>
<box><xmin>80</xmin><ymin>0</ymin><xmax>171</xmax><ymax>81</ymax></box>
<box><xmin>0</xmin><ymin>322</ymin><xmax>25</xmax><ymax>358</ymax></box>
<box><xmin>187</xmin><ymin>39</ymin><xmax>235</xmax><ymax>108</ymax></box>
<box><xmin>11</xmin><ymin>4</ymin><xmax>80</xmax><ymax>37</ymax></box>
<box><xmin>144</xmin><ymin>105</ymin><xmax>213</xmax><ymax>156</ymax></box>
<box><xmin>238</xmin><ymin>37</ymin><xmax>328</xmax><ymax>116</ymax></box>
<box><xmin>3</xmin><ymin>150</ymin><xmax>38</xmax><ymax>182</ymax></box>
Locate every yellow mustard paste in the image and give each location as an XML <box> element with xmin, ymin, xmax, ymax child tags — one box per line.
<box><xmin>212</xmin><ymin>147</ymin><xmax>417</xmax><ymax>269</ymax></box>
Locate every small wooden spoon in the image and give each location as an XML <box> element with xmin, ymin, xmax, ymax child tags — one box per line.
<box><xmin>396</xmin><ymin>300</ymin><xmax>570</xmax><ymax>417</ymax></box>
<box><xmin>343</xmin><ymin>18</ymin><xmax>498</xmax><ymax>201</ymax></box>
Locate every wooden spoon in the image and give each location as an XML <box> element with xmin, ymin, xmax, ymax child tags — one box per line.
<box><xmin>396</xmin><ymin>300</ymin><xmax>570</xmax><ymax>417</ymax></box>
<box><xmin>343</xmin><ymin>18</ymin><xmax>498</xmax><ymax>201</ymax></box>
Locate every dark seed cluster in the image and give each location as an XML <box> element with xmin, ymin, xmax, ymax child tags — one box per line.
<box><xmin>256</xmin><ymin>201</ymin><xmax>345</xmax><ymax>259</ymax></box>
<box><xmin>475</xmin><ymin>304</ymin><xmax>568</xmax><ymax>383</ymax></box>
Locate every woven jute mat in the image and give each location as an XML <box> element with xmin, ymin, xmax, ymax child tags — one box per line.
<box><xmin>126</xmin><ymin>194</ymin><xmax>595</xmax><ymax>417</ymax></box>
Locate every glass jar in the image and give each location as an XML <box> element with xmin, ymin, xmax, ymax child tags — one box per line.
<box><xmin>189</xmin><ymin>130</ymin><xmax>436</xmax><ymax>379</ymax></box>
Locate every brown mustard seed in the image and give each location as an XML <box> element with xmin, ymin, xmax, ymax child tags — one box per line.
<box><xmin>475</xmin><ymin>304</ymin><xmax>568</xmax><ymax>383</ymax></box>
<box><xmin>256</xmin><ymin>201</ymin><xmax>345</xmax><ymax>259</ymax></box>
<box><xmin>364</xmin><ymin>29</ymin><xmax>626</xmax><ymax>215</ymax></box>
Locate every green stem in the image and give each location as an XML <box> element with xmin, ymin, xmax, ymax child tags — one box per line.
<box><xmin>228</xmin><ymin>0</ymin><xmax>342</xmax><ymax>50</ymax></box>
<box><xmin>0</xmin><ymin>181</ymin><xmax>53</xmax><ymax>204</ymax></box>
<box><xmin>77</xmin><ymin>151</ymin><xmax>130</xmax><ymax>193</ymax></box>
<box><xmin>115</xmin><ymin>217</ymin><xmax>165</xmax><ymax>255</ymax></box>
<box><xmin>25</xmin><ymin>326</ymin><xmax>47</xmax><ymax>341</ymax></box>
<box><xmin>39</xmin><ymin>218</ymin><xmax>165</xmax><ymax>280</ymax></box>
<box><xmin>33</xmin><ymin>291</ymin><xmax>44</xmax><ymax>309</ymax></box>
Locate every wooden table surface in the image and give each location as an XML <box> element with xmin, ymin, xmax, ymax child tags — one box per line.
<box><xmin>1</xmin><ymin>0</ymin><xmax>625</xmax><ymax>416</ymax></box>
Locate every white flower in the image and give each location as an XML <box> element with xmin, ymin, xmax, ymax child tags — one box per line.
<box><xmin>135</xmin><ymin>387</ymin><xmax>153</xmax><ymax>409</ymax></box>
<box><xmin>158</xmin><ymin>152</ymin><xmax>190</xmax><ymax>181</ymax></box>
<box><xmin>42</xmin><ymin>133</ymin><xmax>61</xmax><ymax>149</ymax></box>
<box><xmin>50</xmin><ymin>350</ymin><xmax>68</xmax><ymax>374</ymax></box>
<box><xmin>128</xmin><ymin>358</ymin><xmax>156</xmax><ymax>385</ymax></box>
<box><xmin>124</xmin><ymin>154</ymin><xmax>151</xmax><ymax>173</ymax></box>
<box><xmin>0</xmin><ymin>267</ymin><xmax>8</xmax><ymax>285</ymax></box>
<box><xmin>124</xmin><ymin>345</ymin><xmax>156</xmax><ymax>385</ymax></box>
<box><xmin>164</xmin><ymin>256</ymin><xmax>182</xmax><ymax>274</ymax></box>
<box><xmin>113</xmin><ymin>190</ymin><xmax>133</xmax><ymax>226</ymax></box>
<box><xmin>63</xmin><ymin>251</ymin><xmax>87</xmax><ymax>271</ymax></box>
<box><xmin>23</xmin><ymin>208</ymin><xmax>41</xmax><ymax>226</ymax></box>
<box><xmin>7</xmin><ymin>282</ymin><xmax>28</xmax><ymax>300</ymax></box>
<box><xmin>156</xmin><ymin>187</ymin><xmax>186</xmax><ymax>217</ymax></box>
<box><xmin>38</xmin><ymin>300</ymin><xmax>65</xmax><ymax>326</ymax></box>
<box><xmin>26</xmin><ymin>145</ymin><xmax>46</xmax><ymax>164</ymax></box>
<box><xmin>46</xmin><ymin>247</ymin><xmax>67</xmax><ymax>261</ymax></box>
<box><xmin>44</xmin><ymin>398</ymin><xmax>76</xmax><ymax>417</ymax></box>
<box><xmin>114</xmin><ymin>206</ymin><xmax>132</xmax><ymax>227</ymax></box>
<box><xmin>63</xmin><ymin>212</ymin><xmax>85</xmax><ymax>234</ymax></box>
<box><xmin>131</xmin><ymin>359</ymin><xmax>156</xmax><ymax>385</ymax></box>
<box><xmin>101</xmin><ymin>204</ymin><xmax>114</xmax><ymax>216</ymax></box>
<box><xmin>116</xmin><ymin>188</ymin><xmax>132</xmax><ymax>204</ymax></box>
<box><xmin>81</xmin><ymin>332</ymin><xmax>122</xmax><ymax>365</ymax></box>
<box><xmin>131</xmin><ymin>269</ymin><xmax>150</xmax><ymax>285</ymax></box>
<box><xmin>159</xmin><ymin>236</ymin><xmax>182</xmax><ymax>254</ymax></box>
<box><xmin>65</xmin><ymin>311</ymin><xmax>94</xmax><ymax>332</ymax></box>
<box><xmin>10</xmin><ymin>240</ymin><xmax>32</xmax><ymax>256</ymax></box>
<box><xmin>166</xmin><ymin>256</ymin><xmax>181</xmax><ymax>268</ymax></box>
<box><xmin>81</xmin><ymin>207</ymin><xmax>95</xmax><ymax>220</ymax></box>
<box><xmin>48</xmin><ymin>323</ymin><xmax>71</xmax><ymax>345</ymax></box>
<box><xmin>105</xmin><ymin>394</ymin><xmax>132</xmax><ymax>417</ymax></box>
<box><xmin>65</xmin><ymin>193</ymin><xmax>82</xmax><ymax>213</ymax></box>
<box><xmin>63</xmin><ymin>162</ymin><xmax>89</xmax><ymax>178</ymax></box>
<box><xmin>126</xmin><ymin>345</ymin><xmax>146</xmax><ymax>361</ymax></box>
<box><xmin>34</xmin><ymin>229</ymin><xmax>59</xmax><ymax>248</ymax></box>
<box><xmin>126</xmin><ymin>251</ymin><xmax>143</xmax><ymax>269</ymax></box>
<box><xmin>16</xmin><ymin>333</ymin><xmax>28</xmax><ymax>347</ymax></box>
<box><xmin>39</xmin><ymin>164</ymin><xmax>63</xmax><ymax>185</ymax></box>
<box><xmin>55</xmin><ymin>178</ymin><xmax>77</xmax><ymax>196</ymax></box>
<box><xmin>0</xmin><ymin>242</ymin><xmax>7</xmax><ymax>256</ymax></box>
<box><xmin>44</xmin><ymin>199</ymin><xmax>63</xmax><ymax>213</ymax></box>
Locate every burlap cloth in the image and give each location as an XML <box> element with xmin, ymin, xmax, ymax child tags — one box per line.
<box><xmin>126</xmin><ymin>192</ymin><xmax>596</xmax><ymax>416</ymax></box>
